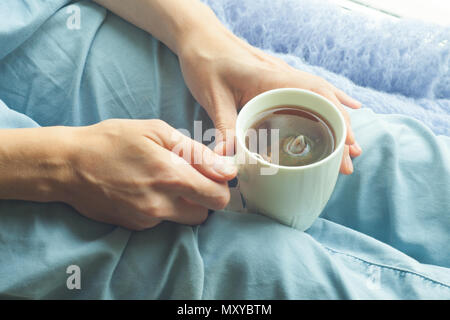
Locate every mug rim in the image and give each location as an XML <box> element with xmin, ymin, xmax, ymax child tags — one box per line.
<box><xmin>236</xmin><ymin>88</ymin><xmax>347</xmax><ymax>171</ymax></box>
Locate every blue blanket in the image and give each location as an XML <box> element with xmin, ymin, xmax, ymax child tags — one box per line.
<box><xmin>204</xmin><ymin>0</ymin><xmax>450</xmax><ymax>137</ymax></box>
<box><xmin>0</xmin><ymin>0</ymin><xmax>449</xmax><ymax>299</ymax></box>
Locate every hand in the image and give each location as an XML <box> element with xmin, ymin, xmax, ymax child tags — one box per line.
<box><xmin>91</xmin><ymin>0</ymin><xmax>361</xmax><ymax>174</ymax></box>
<box><xmin>177</xmin><ymin>27</ymin><xmax>362</xmax><ymax>174</ymax></box>
<box><xmin>63</xmin><ymin>119</ymin><xmax>236</xmax><ymax>230</ymax></box>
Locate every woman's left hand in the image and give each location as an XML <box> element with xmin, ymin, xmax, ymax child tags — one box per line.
<box><xmin>177</xmin><ymin>25</ymin><xmax>362</xmax><ymax>174</ymax></box>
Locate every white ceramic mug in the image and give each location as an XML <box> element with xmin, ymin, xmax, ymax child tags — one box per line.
<box><xmin>233</xmin><ymin>88</ymin><xmax>346</xmax><ymax>231</ymax></box>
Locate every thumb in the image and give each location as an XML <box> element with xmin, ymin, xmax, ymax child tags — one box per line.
<box><xmin>210</xmin><ymin>96</ymin><xmax>238</xmax><ymax>156</ymax></box>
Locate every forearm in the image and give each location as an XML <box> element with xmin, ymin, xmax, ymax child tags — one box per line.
<box><xmin>93</xmin><ymin>0</ymin><xmax>227</xmax><ymax>55</ymax></box>
<box><xmin>0</xmin><ymin>127</ymin><xmax>75</xmax><ymax>203</ymax></box>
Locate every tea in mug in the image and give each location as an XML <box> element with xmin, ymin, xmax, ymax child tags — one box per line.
<box><xmin>245</xmin><ymin>105</ymin><xmax>335</xmax><ymax>166</ymax></box>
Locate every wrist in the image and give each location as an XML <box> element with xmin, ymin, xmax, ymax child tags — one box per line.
<box><xmin>0</xmin><ymin>126</ymin><xmax>79</xmax><ymax>203</ymax></box>
<box><xmin>173</xmin><ymin>3</ymin><xmax>233</xmax><ymax>56</ymax></box>
<box><xmin>41</xmin><ymin>126</ymin><xmax>81</xmax><ymax>203</ymax></box>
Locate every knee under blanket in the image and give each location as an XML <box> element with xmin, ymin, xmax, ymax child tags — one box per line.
<box><xmin>0</xmin><ymin>0</ymin><xmax>449</xmax><ymax>299</ymax></box>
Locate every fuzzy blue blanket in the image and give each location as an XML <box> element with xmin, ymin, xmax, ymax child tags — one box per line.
<box><xmin>204</xmin><ymin>0</ymin><xmax>450</xmax><ymax>136</ymax></box>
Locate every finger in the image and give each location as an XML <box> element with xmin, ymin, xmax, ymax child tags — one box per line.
<box><xmin>214</xmin><ymin>136</ymin><xmax>236</xmax><ymax>157</ymax></box>
<box><xmin>176</xmin><ymin>132</ymin><xmax>237</xmax><ymax>180</ymax></box>
<box><xmin>208</xmin><ymin>93</ymin><xmax>238</xmax><ymax>156</ymax></box>
<box><xmin>175</xmin><ymin>164</ymin><xmax>231</xmax><ymax>210</ymax></box>
<box><xmin>320</xmin><ymin>90</ymin><xmax>355</xmax><ymax>145</ymax></box>
<box><xmin>100</xmin><ymin>206</ymin><xmax>162</xmax><ymax>231</ymax></box>
<box><xmin>339</xmin><ymin>145</ymin><xmax>354</xmax><ymax>175</ymax></box>
<box><xmin>125</xmin><ymin>215</ymin><xmax>162</xmax><ymax>231</ymax></box>
<box><xmin>156</xmin><ymin>147</ymin><xmax>232</xmax><ymax>210</ymax></box>
<box><xmin>349</xmin><ymin>141</ymin><xmax>362</xmax><ymax>158</ymax></box>
<box><xmin>334</xmin><ymin>88</ymin><xmax>362</xmax><ymax>109</ymax></box>
<box><xmin>156</xmin><ymin>121</ymin><xmax>237</xmax><ymax>181</ymax></box>
<box><xmin>164</xmin><ymin>196</ymin><xmax>210</xmax><ymax>226</ymax></box>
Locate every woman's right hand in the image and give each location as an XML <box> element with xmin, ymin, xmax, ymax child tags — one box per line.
<box><xmin>63</xmin><ymin>119</ymin><xmax>236</xmax><ymax>230</ymax></box>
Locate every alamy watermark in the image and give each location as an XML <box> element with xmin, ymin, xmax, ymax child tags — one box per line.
<box><xmin>66</xmin><ymin>5</ymin><xmax>81</xmax><ymax>30</ymax></box>
<box><xmin>170</xmin><ymin>121</ymin><xmax>280</xmax><ymax>175</ymax></box>
<box><xmin>66</xmin><ymin>265</ymin><xmax>81</xmax><ymax>290</ymax></box>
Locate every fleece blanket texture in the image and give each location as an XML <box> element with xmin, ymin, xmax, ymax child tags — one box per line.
<box><xmin>204</xmin><ymin>0</ymin><xmax>450</xmax><ymax>136</ymax></box>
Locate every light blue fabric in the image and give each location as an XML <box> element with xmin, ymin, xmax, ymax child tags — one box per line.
<box><xmin>0</xmin><ymin>0</ymin><xmax>449</xmax><ymax>299</ymax></box>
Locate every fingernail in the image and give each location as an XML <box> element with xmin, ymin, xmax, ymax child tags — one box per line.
<box><xmin>354</xmin><ymin>141</ymin><xmax>362</xmax><ymax>153</ymax></box>
<box><xmin>213</xmin><ymin>156</ymin><xmax>237</xmax><ymax>176</ymax></box>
